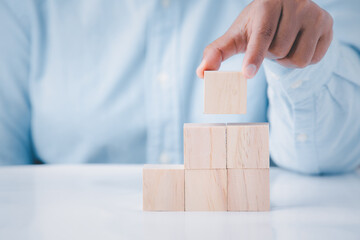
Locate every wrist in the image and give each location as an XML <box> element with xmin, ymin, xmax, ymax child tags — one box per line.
<box><xmin>262</xmin><ymin>39</ymin><xmax>339</xmax><ymax>104</ymax></box>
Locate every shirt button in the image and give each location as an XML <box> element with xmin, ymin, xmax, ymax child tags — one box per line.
<box><xmin>291</xmin><ymin>79</ymin><xmax>303</xmax><ymax>89</ymax></box>
<box><xmin>296</xmin><ymin>133</ymin><xmax>308</xmax><ymax>142</ymax></box>
<box><xmin>161</xmin><ymin>0</ymin><xmax>170</xmax><ymax>8</ymax></box>
<box><xmin>157</xmin><ymin>72</ymin><xmax>169</xmax><ymax>87</ymax></box>
<box><xmin>268</xmin><ymin>87</ymin><xmax>274</xmax><ymax>98</ymax></box>
<box><xmin>159</xmin><ymin>152</ymin><xmax>171</xmax><ymax>164</ymax></box>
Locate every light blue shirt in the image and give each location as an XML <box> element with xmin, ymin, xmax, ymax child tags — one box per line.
<box><xmin>0</xmin><ymin>0</ymin><xmax>359</xmax><ymax>174</ymax></box>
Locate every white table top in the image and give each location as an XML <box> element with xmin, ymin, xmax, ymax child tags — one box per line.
<box><xmin>0</xmin><ymin>165</ymin><xmax>359</xmax><ymax>240</ymax></box>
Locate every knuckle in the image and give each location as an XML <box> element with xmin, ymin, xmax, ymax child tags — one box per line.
<box><xmin>289</xmin><ymin>53</ymin><xmax>312</xmax><ymax>68</ymax></box>
<box><xmin>269</xmin><ymin>46</ymin><xmax>290</xmax><ymax>59</ymax></box>
<box><xmin>326</xmin><ymin>13</ymin><xmax>334</xmax><ymax>31</ymax></box>
<box><xmin>204</xmin><ymin>43</ymin><xmax>224</xmax><ymax>60</ymax></box>
<box><xmin>311</xmin><ymin>55</ymin><xmax>322</xmax><ymax>64</ymax></box>
<box><xmin>296</xmin><ymin>0</ymin><xmax>311</xmax><ymax>13</ymax></box>
<box><xmin>260</xmin><ymin>0</ymin><xmax>281</xmax><ymax>8</ymax></box>
<box><xmin>204</xmin><ymin>44</ymin><xmax>218</xmax><ymax>58</ymax></box>
<box><xmin>293</xmin><ymin>57</ymin><xmax>310</xmax><ymax>68</ymax></box>
<box><xmin>258</xmin><ymin>25</ymin><xmax>274</xmax><ymax>39</ymax></box>
<box><xmin>316</xmin><ymin>9</ymin><xmax>327</xmax><ymax>23</ymax></box>
<box><xmin>314</xmin><ymin>8</ymin><xmax>333</xmax><ymax>28</ymax></box>
<box><xmin>204</xmin><ymin>44</ymin><xmax>213</xmax><ymax>54</ymax></box>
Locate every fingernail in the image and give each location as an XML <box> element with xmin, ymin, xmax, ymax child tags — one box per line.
<box><xmin>245</xmin><ymin>64</ymin><xmax>257</xmax><ymax>78</ymax></box>
<box><xmin>197</xmin><ymin>60</ymin><xmax>205</xmax><ymax>70</ymax></box>
<box><xmin>196</xmin><ymin>60</ymin><xmax>206</xmax><ymax>78</ymax></box>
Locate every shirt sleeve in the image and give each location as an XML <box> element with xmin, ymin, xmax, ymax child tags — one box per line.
<box><xmin>0</xmin><ymin>1</ymin><xmax>33</xmax><ymax>165</ymax></box>
<box><xmin>263</xmin><ymin>0</ymin><xmax>360</xmax><ymax>174</ymax></box>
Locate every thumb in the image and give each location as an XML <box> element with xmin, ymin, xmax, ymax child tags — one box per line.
<box><xmin>196</xmin><ymin>32</ymin><xmax>246</xmax><ymax>78</ymax></box>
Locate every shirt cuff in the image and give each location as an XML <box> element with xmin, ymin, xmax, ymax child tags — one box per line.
<box><xmin>263</xmin><ymin>39</ymin><xmax>339</xmax><ymax>104</ymax></box>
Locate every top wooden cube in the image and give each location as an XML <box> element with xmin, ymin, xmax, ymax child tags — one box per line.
<box><xmin>204</xmin><ymin>71</ymin><xmax>247</xmax><ymax>114</ymax></box>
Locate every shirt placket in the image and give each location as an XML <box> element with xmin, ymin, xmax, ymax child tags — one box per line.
<box><xmin>144</xmin><ymin>0</ymin><xmax>181</xmax><ymax>164</ymax></box>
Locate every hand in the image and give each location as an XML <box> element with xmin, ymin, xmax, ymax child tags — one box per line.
<box><xmin>196</xmin><ymin>0</ymin><xmax>333</xmax><ymax>79</ymax></box>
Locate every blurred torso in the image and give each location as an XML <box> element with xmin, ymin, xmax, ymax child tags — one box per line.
<box><xmin>27</xmin><ymin>0</ymin><xmax>268</xmax><ymax>164</ymax></box>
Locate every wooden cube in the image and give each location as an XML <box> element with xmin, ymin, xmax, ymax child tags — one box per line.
<box><xmin>204</xmin><ymin>71</ymin><xmax>247</xmax><ymax>114</ymax></box>
<box><xmin>143</xmin><ymin>165</ymin><xmax>184</xmax><ymax>211</ymax></box>
<box><xmin>227</xmin><ymin>123</ymin><xmax>269</xmax><ymax>169</ymax></box>
<box><xmin>185</xmin><ymin>169</ymin><xmax>227</xmax><ymax>211</ymax></box>
<box><xmin>228</xmin><ymin>169</ymin><xmax>270</xmax><ymax>211</ymax></box>
<box><xmin>184</xmin><ymin>123</ymin><xmax>226</xmax><ymax>169</ymax></box>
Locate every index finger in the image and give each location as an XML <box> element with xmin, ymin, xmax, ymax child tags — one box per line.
<box><xmin>242</xmin><ymin>3</ymin><xmax>281</xmax><ymax>78</ymax></box>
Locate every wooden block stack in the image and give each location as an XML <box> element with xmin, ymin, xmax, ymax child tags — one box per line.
<box><xmin>143</xmin><ymin>71</ymin><xmax>270</xmax><ymax>211</ymax></box>
<box><xmin>204</xmin><ymin>71</ymin><xmax>247</xmax><ymax>114</ymax></box>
